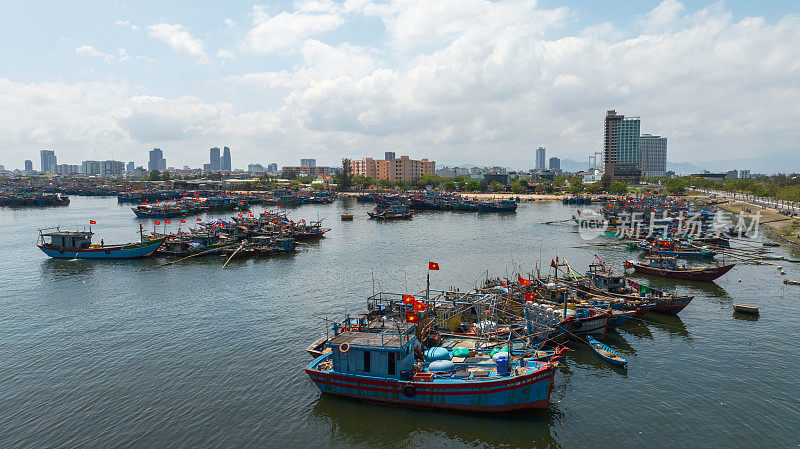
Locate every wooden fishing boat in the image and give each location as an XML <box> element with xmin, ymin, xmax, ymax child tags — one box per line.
<box><xmin>732</xmin><ymin>304</ymin><xmax>760</xmax><ymax>314</ymax></box>
<box><xmin>587</xmin><ymin>336</ymin><xmax>628</xmax><ymax>366</ymax></box>
<box><xmin>634</xmin><ymin>240</ymin><xmax>716</xmax><ymax>259</ymax></box>
<box><xmin>625</xmin><ymin>256</ymin><xmax>735</xmax><ymax>282</ymax></box>
<box><xmin>131</xmin><ymin>204</ymin><xmax>186</xmax><ymax>218</ymax></box>
<box><xmin>37</xmin><ymin>227</ymin><xmax>164</xmax><ymax>259</ymax></box>
<box><xmin>340</xmin><ymin>213</ymin><xmax>353</xmax><ymax>220</ymax></box>
<box><xmin>478</xmin><ymin>199</ymin><xmax>518</xmax><ymax>212</ymax></box>
<box><xmin>369</xmin><ymin>204</ymin><xmax>413</xmax><ymax>219</ymax></box>
<box><xmin>783</xmin><ymin>279</ymin><xmax>800</xmax><ymax>286</ymax></box>
<box><xmin>305</xmin><ymin>324</ymin><xmax>556</xmax><ymax>412</ymax></box>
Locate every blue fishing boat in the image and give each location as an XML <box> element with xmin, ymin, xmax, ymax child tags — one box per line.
<box><xmin>587</xmin><ymin>336</ymin><xmax>628</xmax><ymax>366</ymax></box>
<box><xmin>131</xmin><ymin>204</ymin><xmax>186</xmax><ymax>218</ymax></box>
<box><xmin>305</xmin><ymin>323</ymin><xmax>556</xmax><ymax>412</ymax></box>
<box><xmin>369</xmin><ymin>204</ymin><xmax>413</xmax><ymax>219</ymax></box>
<box><xmin>37</xmin><ymin>227</ymin><xmax>165</xmax><ymax>259</ymax></box>
<box><xmin>478</xmin><ymin>199</ymin><xmax>517</xmax><ymax>212</ymax></box>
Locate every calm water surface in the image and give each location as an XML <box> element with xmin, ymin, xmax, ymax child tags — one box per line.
<box><xmin>1</xmin><ymin>197</ymin><xmax>798</xmax><ymax>448</ymax></box>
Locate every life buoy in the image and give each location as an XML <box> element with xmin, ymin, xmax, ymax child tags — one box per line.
<box><xmin>402</xmin><ymin>384</ymin><xmax>416</xmax><ymax>398</ymax></box>
<box><xmin>349</xmin><ymin>326</ymin><xmax>359</xmax><ymax>332</ymax></box>
<box><xmin>339</xmin><ymin>343</ymin><xmax>350</xmax><ymax>353</ymax></box>
<box><xmin>573</xmin><ymin>320</ymin><xmax>583</xmax><ymax>328</ymax></box>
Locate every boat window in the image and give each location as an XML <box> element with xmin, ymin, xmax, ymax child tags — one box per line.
<box><xmin>388</xmin><ymin>351</ymin><xmax>396</xmax><ymax>375</ymax></box>
<box><xmin>363</xmin><ymin>350</ymin><xmax>370</xmax><ymax>372</ymax></box>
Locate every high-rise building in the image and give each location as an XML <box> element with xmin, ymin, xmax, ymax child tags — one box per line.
<box><xmin>604</xmin><ymin>110</ymin><xmax>641</xmax><ymax>181</ymax></box>
<box><xmin>639</xmin><ymin>134</ymin><xmax>667</xmax><ymax>177</ymax></box>
<box><xmin>126</xmin><ymin>162</ymin><xmax>135</xmax><ymax>173</ymax></box>
<box><xmin>300</xmin><ymin>158</ymin><xmax>316</xmax><ymax>167</ymax></box>
<box><xmin>101</xmin><ymin>160</ymin><xmax>125</xmax><ymax>177</ymax></box>
<box><xmin>148</xmin><ymin>148</ymin><xmax>166</xmax><ymax>171</ymax></box>
<box><xmin>24</xmin><ymin>160</ymin><xmax>33</xmax><ymax>172</ymax></box>
<box><xmin>221</xmin><ymin>147</ymin><xmax>232</xmax><ymax>171</ymax></box>
<box><xmin>267</xmin><ymin>163</ymin><xmax>278</xmax><ymax>173</ymax></box>
<box><xmin>248</xmin><ymin>163</ymin><xmax>265</xmax><ymax>173</ymax></box>
<box><xmin>549</xmin><ymin>157</ymin><xmax>560</xmax><ymax>171</ymax></box>
<box><xmin>40</xmin><ymin>149</ymin><xmax>57</xmax><ymax>173</ymax></box>
<box><xmin>53</xmin><ymin>164</ymin><xmax>80</xmax><ymax>175</ymax></box>
<box><xmin>385</xmin><ymin>152</ymin><xmax>396</xmax><ymax>161</ymax></box>
<box><xmin>535</xmin><ymin>147</ymin><xmax>546</xmax><ymax>171</ymax></box>
<box><xmin>209</xmin><ymin>147</ymin><xmax>221</xmax><ymax>171</ymax></box>
<box><xmin>82</xmin><ymin>160</ymin><xmax>102</xmax><ymax>175</ymax></box>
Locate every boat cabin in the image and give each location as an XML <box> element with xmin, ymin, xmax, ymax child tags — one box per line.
<box><xmin>645</xmin><ymin>255</ymin><xmax>684</xmax><ymax>270</ymax></box>
<box><xmin>586</xmin><ymin>264</ymin><xmax>626</xmax><ymax>292</ymax></box>
<box><xmin>39</xmin><ymin>230</ymin><xmax>94</xmax><ymax>250</ymax></box>
<box><xmin>326</xmin><ymin>324</ymin><xmax>417</xmax><ymax>380</ymax></box>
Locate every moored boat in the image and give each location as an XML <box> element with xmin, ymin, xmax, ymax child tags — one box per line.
<box><xmin>625</xmin><ymin>256</ymin><xmax>735</xmax><ymax>282</ymax></box>
<box><xmin>37</xmin><ymin>227</ymin><xmax>164</xmax><ymax>259</ymax></box>
<box><xmin>587</xmin><ymin>336</ymin><xmax>628</xmax><ymax>366</ymax></box>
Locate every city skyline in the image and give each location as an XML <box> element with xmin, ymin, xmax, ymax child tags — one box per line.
<box><xmin>1</xmin><ymin>1</ymin><xmax>799</xmax><ymax>171</ymax></box>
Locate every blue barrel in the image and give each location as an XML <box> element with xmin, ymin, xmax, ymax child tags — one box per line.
<box><xmin>496</xmin><ymin>355</ymin><xmax>510</xmax><ymax>376</ymax></box>
<box><xmin>424</xmin><ymin>347</ymin><xmax>451</xmax><ymax>362</ymax></box>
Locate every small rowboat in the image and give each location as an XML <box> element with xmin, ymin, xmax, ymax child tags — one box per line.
<box><xmin>733</xmin><ymin>304</ymin><xmax>760</xmax><ymax>314</ymax></box>
<box><xmin>340</xmin><ymin>213</ymin><xmax>353</xmax><ymax>220</ymax></box>
<box><xmin>587</xmin><ymin>336</ymin><xmax>628</xmax><ymax>366</ymax></box>
<box><xmin>783</xmin><ymin>279</ymin><xmax>800</xmax><ymax>286</ymax></box>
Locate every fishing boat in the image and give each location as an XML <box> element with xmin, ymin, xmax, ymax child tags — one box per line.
<box><xmin>783</xmin><ymin>279</ymin><xmax>800</xmax><ymax>286</ymax></box>
<box><xmin>37</xmin><ymin>227</ymin><xmax>165</xmax><ymax>259</ymax></box>
<box><xmin>732</xmin><ymin>304</ymin><xmax>760</xmax><ymax>314</ymax></box>
<box><xmin>369</xmin><ymin>204</ymin><xmax>413</xmax><ymax>219</ymax></box>
<box><xmin>634</xmin><ymin>240</ymin><xmax>716</xmax><ymax>259</ymax></box>
<box><xmin>220</xmin><ymin>235</ymin><xmax>295</xmax><ymax>258</ymax></box>
<box><xmin>587</xmin><ymin>336</ymin><xmax>628</xmax><ymax>366</ymax></box>
<box><xmin>478</xmin><ymin>199</ymin><xmax>518</xmax><ymax>212</ymax></box>
<box><xmin>131</xmin><ymin>203</ymin><xmax>186</xmax><ymax>218</ymax></box>
<box><xmin>305</xmin><ymin>323</ymin><xmax>557</xmax><ymax>412</ymax></box>
<box><xmin>624</xmin><ymin>256</ymin><xmax>735</xmax><ymax>282</ymax></box>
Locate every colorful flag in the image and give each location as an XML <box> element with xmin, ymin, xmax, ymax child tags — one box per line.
<box><xmin>517</xmin><ymin>274</ymin><xmax>531</xmax><ymax>286</ymax></box>
<box><xmin>180</xmin><ymin>220</ymin><xmax>186</xmax><ymax>223</ymax></box>
<box><xmin>196</xmin><ymin>218</ymin><xmax>201</xmax><ymax>221</ymax></box>
<box><xmin>238</xmin><ymin>213</ymin><xmax>243</xmax><ymax>217</ymax></box>
<box><xmin>155</xmin><ymin>221</ymin><xmax>160</xmax><ymax>225</ymax></box>
<box><xmin>165</xmin><ymin>220</ymin><xmax>171</xmax><ymax>224</ymax></box>
<box><xmin>89</xmin><ymin>220</ymin><xmax>96</xmax><ymax>225</ymax></box>
<box><xmin>525</xmin><ymin>293</ymin><xmax>535</xmax><ymax>302</ymax></box>
<box><xmin>550</xmin><ymin>259</ymin><xmax>556</xmax><ymax>268</ymax></box>
<box><xmin>413</xmin><ymin>301</ymin><xmax>426</xmax><ymax>312</ymax></box>
<box><xmin>428</xmin><ymin>262</ymin><xmax>439</xmax><ymax>271</ymax></box>
<box><xmin>405</xmin><ymin>312</ymin><xmax>418</xmax><ymax>323</ymax></box>
<box><xmin>402</xmin><ymin>295</ymin><xmax>414</xmax><ymax>304</ymax></box>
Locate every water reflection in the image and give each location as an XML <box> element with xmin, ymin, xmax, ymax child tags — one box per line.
<box><xmin>40</xmin><ymin>258</ymin><xmax>98</xmax><ymax>277</ymax></box>
<box><xmin>732</xmin><ymin>311</ymin><xmax>759</xmax><ymax>322</ymax></box>
<box><xmin>640</xmin><ymin>314</ymin><xmax>691</xmax><ymax>340</ymax></box>
<box><xmin>309</xmin><ymin>394</ymin><xmax>562</xmax><ymax>449</ymax></box>
<box><xmin>619</xmin><ymin>319</ymin><xmax>654</xmax><ymax>340</ymax></box>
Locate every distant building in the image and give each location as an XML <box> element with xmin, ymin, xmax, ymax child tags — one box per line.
<box><xmin>182</xmin><ymin>165</ymin><xmax>190</xmax><ymax>171</ymax></box>
<box><xmin>209</xmin><ymin>147</ymin><xmax>221</xmax><ymax>171</ymax></box>
<box><xmin>267</xmin><ymin>163</ymin><xmax>278</xmax><ymax>173</ymax></box>
<box><xmin>24</xmin><ymin>160</ymin><xmax>33</xmax><ymax>172</ymax></box>
<box><xmin>548</xmin><ymin>157</ymin><xmax>560</xmax><ymax>171</ymax></box>
<box><xmin>484</xmin><ymin>173</ymin><xmax>510</xmax><ymax>185</ymax></box>
<box><xmin>350</xmin><ymin>155</ymin><xmax>435</xmax><ymax>181</ymax></box>
<box><xmin>126</xmin><ymin>161</ymin><xmax>135</xmax><ymax>173</ymax></box>
<box><xmin>725</xmin><ymin>169</ymin><xmax>751</xmax><ymax>179</ymax></box>
<box><xmin>102</xmin><ymin>160</ymin><xmax>125</xmax><ymax>177</ymax></box>
<box><xmin>221</xmin><ymin>147</ymin><xmax>232</xmax><ymax>171</ymax></box>
<box><xmin>385</xmin><ymin>152</ymin><xmax>396</xmax><ymax>161</ymax></box>
<box><xmin>248</xmin><ymin>163</ymin><xmax>266</xmax><ymax>173</ymax></box>
<box><xmin>692</xmin><ymin>172</ymin><xmax>727</xmax><ymax>181</ymax></box>
<box><xmin>54</xmin><ymin>164</ymin><xmax>80</xmax><ymax>175</ymax></box>
<box><xmin>40</xmin><ymin>149</ymin><xmax>57</xmax><ymax>173</ymax></box>
<box><xmin>300</xmin><ymin>158</ymin><xmax>316</xmax><ymax>167</ymax></box>
<box><xmin>148</xmin><ymin>148</ymin><xmax>166</xmax><ymax>171</ymax></box>
<box><xmin>535</xmin><ymin>147</ymin><xmax>546</xmax><ymax>171</ymax></box>
<box><xmin>639</xmin><ymin>134</ymin><xmax>667</xmax><ymax>177</ymax></box>
<box><xmin>0</xmin><ymin>165</ymin><xmax>4</xmax><ymax>172</ymax></box>
<box><xmin>282</xmin><ymin>166</ymin><xmax>330</xmax><ymax>177</ymax></box>
<box><xmin>604</xmin><ymin>110</ymin><xmax>641</xmax><ymax>182</ymax></box>
<box><xmin>82</xmin><ymin>160</ymin><xmax>102</xmax><ymax>175</ymax></box>
<box><xmin>202</xmin><ymin>163</ymin><xmax>211</xmax><ymax>171</ymax></box>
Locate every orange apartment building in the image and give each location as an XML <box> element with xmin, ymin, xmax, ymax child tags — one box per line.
<box><xmin>350</xmin><ymin>155</ymin><xmax>435</xmax><ymax>181</ymax></box>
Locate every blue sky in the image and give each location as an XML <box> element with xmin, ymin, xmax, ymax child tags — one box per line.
<box><xmin>1</xmin><ymin>0</ymin><xmax>799</xmax><ymax>170</ymax></box>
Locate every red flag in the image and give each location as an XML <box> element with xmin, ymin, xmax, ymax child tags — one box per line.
<box><xmin>550</xmin><ymin>259</ymin><xmax>556</xmax><ymax>268</ymax></box>
<box><xmin>196</xmin><ymin>218</ymin><xmax>201</xmax><ymax>221</ymax></box>
<box><xmin>525</xmin><ymin>293</ymin><xmax>535</xmax><ymax>302</ymax></box>
<box><xmin>405</xmin><ymin>312</ymin><xmax>418</xmax><ymax>323</ymax></box>
<box><xmin>428</xmin><ymin>262</ymin><xmax>439</xmax><ymax>271</ymax></box>
<box><xmin>402</xmin><ymin>295</ymin><xmax>414</xmax><ymax>304</ymax></box>
<box><xmin>165</xmin><ymin>220</ymin><xmax>171</xmax><ymax>224</ymax></box>
<box><xmin>517</xmin><ymin>274</ymin><xmax>531</xmax><ymax>286</ymax></box>
<box><xmin>89</xmin><ymin>220</ymin><xmax>96</xmax><ymax>225</ymax></box>
<box><xmin>155</xmin><ymin>221</ymin><xmax>160</xmax><ymax>225</ymax></box>
<box><xmin>238</xmin><ymin>213</ymin><xmax>243</xmax><ymax>217</ymax></box>
<box><xmin>413</xmin><ymin>301</ymin><xmax>426</xmax><ymax>312</ymax></box>
<box><xmin>249</xmin><ymin>213</ymin><xmax>254</xmax><ymax>217</ymax></box>
<box><xmin>180</xmin><ymin>220</ymin><xmax>186</xmax><ymax>223</ymax></box>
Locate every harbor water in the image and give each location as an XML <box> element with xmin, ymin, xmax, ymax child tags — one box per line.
<box><xmin>1</xmin><ymin>197</ymin><xmax>798</xmax><ymax>448</ymax></box>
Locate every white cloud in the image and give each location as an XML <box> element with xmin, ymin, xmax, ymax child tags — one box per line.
<box><xmin>224</xmin><ymin>18</ymin><xmax>237</xmax><ymax>29</ymax></box>
<box><xmin>75</xmin><ymin>45</ymin><xmax>148</xmax><ymax>64</ymax></box>
<box><xmin>216</xmin><ymin>49</ymin><xmax>235</xmax><ymax>59</ymax></box>
<box><xmin>148</xmin><ymin>23</ymin><xmax>206</xmax><ymax>57</ymax></box>
<box><xmin>115</xmin><ymin>19</ymin><xmax>139</xmax><ymax>31</ymax></box>
<box><xmin>243</xmin><ymin>6</ymin><xmax>344</xmax><ymax>53</ymax></box>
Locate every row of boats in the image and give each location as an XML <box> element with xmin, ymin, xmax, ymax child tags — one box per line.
<box><xmin>0</xmin><ymin>192</ymin><xmax>70</xmax><ymax>207</ymax></box>
<box><xmin>37</xmin><ymin>209</ymin><xmax>330</xmax><ymax>260</ymax></box>
<box><xmin>360</xmin><ymin>192</ymin><xmax>519</xmax><ymax>213</ymax></box>
<box><xmin>304</xmin><ymin>256</ymin><xmax>696</xmax><ymax>413</ymax></box>
<box><xmin>120</xmin><ymin>189</ymin><xmax>337</xmax><ymax>206</ymax></box>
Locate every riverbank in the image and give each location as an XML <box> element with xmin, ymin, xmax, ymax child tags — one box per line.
<box><xmin>339</xmin><ymin>192</ymin><xmax>614</xmax><ymax>202</ymax></box>
<box><xmin>697</xmin><ymin>196</ymin><xmax>800</xmax><ymax>246</ymax></box>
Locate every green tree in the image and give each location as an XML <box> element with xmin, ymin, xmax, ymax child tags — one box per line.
<box><xmin>161</xmin><ymin>171</ymin><xmax>171</xmax><ymax>181</ymax></box>
<box><xmin>584</xmin><ymin>182</ymin><xmax>600</xmax><ymax>194</ymax></box>
<box><xmin>489</xmin><ymin>181</ymin><xmax>504</xmax><ymax>192</ymax></box>
<box><xmin>148</xmin><ymin>170</ymin><xmax>161</xmax><ymax>181</ymax></box>
<box><xmin>337</xmin><ymin>158</ymin><xmax>353</xmax><ymax>191</ymax></box>
<box><xmin>609</xmin><ymin>181</ymin><xmax>628</xmax><ymax>195</ymax></box>
<box><xmin>465</xmin><ymin>180</ymin><xmax>479</xmax><ymax>191</ymax></box>
<box><xmin>509</xmin><ymin>181</ymin><xmax>526</xmax><ymax>194</ymax></box>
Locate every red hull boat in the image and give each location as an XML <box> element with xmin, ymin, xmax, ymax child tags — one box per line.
<box><xmin>625</xmin><ymin>258</ymin><xmax>735</xmax><ymax>282</ymax></box>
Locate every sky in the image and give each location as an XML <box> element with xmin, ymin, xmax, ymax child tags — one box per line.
<box><xmin>0</xmin><ymin>0</ymin><xmax>799</xmax><ymax>171</ymax></box>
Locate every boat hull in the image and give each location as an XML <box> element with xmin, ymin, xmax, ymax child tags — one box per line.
<box><xmin>306</xmin><ymin>362</ymin><xmax>555</xmax><ymax>412</ymax></box>
<box><xmin>38</xmin><ymin>238</ymin><xmax>164</xmax><ymax>259</ymax></box>
<box><xmin>631</xmin><ymin>263</ymin><xmax>734</xmax><ymax>281</ymax></box>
